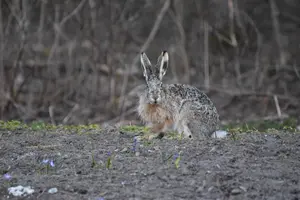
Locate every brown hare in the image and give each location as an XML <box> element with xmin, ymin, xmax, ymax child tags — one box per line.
<box><xmin>137</xmin><ymin>51</ymin><xmax>221</xmax><ymax>139</ymax></box>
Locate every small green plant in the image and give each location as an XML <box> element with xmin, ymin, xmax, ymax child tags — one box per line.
<box><xmin>90</xmin><ymin>152</ymin><xmax>114</xmax><ymax>169</ymax></box>
<box><xmin>2</xmin><ymin>172</ymin><xmax>13</xmax><ymax>187</ymax></box>
<box><xmin>0</xmin><ymin>120</ymin><xmax>28</xmax><ymax>130</ymax></box>
<box><xmin>30</xmin><ymin>121</ymin><xmax>47</xmax><ymax>131</ymax></box>
<box><xmin>120</xmin><ymin>125</ymin><xmax>149</xmax><ymax>133</ymax></box>
<box><xmin>91</xmin><ymin>153</ymin><xmax>98</xmax><ymax>168</ymax></box>
<box><xmin>39</xmin><ymin>159</ymin><xmax>55</xmax><ymax>174</ymax></box>
<box><xmin>132</xmin><ymin>136</ymin><xmax>139</xmax><ymax>153</ymax></box>
<box><xmin>59</xmin><ymin>124</ymin><xmax>101</xmax><ymax>134</ymax></box>
<box><xmin>143</xmin><ymin>140</ymin><xmax>153</xmax><ymax>146</ymax></box>
<box><xmin>106</xmin><ymin>152</ymin><xmax>113</xmax><ymax>170</ymax></box>
<box><xmin>162</xmin><ymin>152</ymin><xmax>181</xmax><ymax>168</ymax></box>
<box><xmin>173</xmin><ymin>152</ymin><xmax>182</xmax><ymax>169</ymax></box>
<box><xmin>228</xmin><ymin>131</ymin><xmax>240</xmax><ymax>141</ymax></box>
<box><xmin>0</xmin><ymin>120</ymin><xmax>102</xmax><ymax>134</ymax></box>
<box><xmin>223</xmin><ymin>117</ymin><xmax>298</xmax><ymax>133</ymax></box>
<box><xmin>162</xmin><ymin>153</ymin><xmax>173</xmax><ymax>164</ymax></box>
<box><xmin>162</xmin><ymin>131</ymin><xmax>184</xmax><ymax>140</ymax></box>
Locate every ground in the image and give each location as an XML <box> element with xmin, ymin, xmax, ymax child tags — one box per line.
<box><xmin>0</xmin><ymin>125</ymin><xmax>300</xmax><ymax>200</ymax></box>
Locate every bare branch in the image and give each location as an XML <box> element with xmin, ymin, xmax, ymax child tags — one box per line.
<box><xmin>270</xmin><ymin>0</ymin><xmax>286</xmax><ymax>68</ymax></box>
<box><xmin>118</xmin><ymin>0</ymin><xmax>171</xmax><ymax>119</ymax></box>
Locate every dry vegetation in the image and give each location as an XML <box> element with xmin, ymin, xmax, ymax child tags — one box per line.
<box><xmin>0</xmin><ymin>0</ymin><xmax>299</xmax><ymax>125</ymax></box>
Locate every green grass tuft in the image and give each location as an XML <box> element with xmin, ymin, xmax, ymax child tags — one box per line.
<box><xmin>0</xmin><ymin>120</ymin><xmax>28</xmax><ymax>130</ymax></box>
<box><xmin>120</xmin><ymin>125</ymin><xmax>150</xmax><ymax>133</ymax></box>
<box><xmin>0</xmin><ymin>120</ymin><xmax>101</xmax><ymax>134</ymax></box>
<box><xmin>224</xmin><ymin>117</ymin><xmax>298</xmax><ymax>134</ymax></box>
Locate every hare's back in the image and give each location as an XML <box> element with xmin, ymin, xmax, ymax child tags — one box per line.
<box><xmin>166</xmin><ymin>84</ymin><xmax>213</xmax><ymax>105</ymax></box>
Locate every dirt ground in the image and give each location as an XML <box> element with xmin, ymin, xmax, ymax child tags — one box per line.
<box><xmin>0</xmin><ymin>128</ymin><xmax>300</xmax><ymax>200</ymax></box>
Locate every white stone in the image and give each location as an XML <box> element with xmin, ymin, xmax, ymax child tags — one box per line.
<box><xmin>48</xmin><ymin>187</ymin><xmax>58</xmax><ymax>194</ymax></box>
<box><xmin>8</xmin><ymin>185</ymin><xmax>34</xmax><ymax>197</ymax></box>
<box><xmin>213</xmin><ymin>130</ymin><xmax>228</xmax><ymax>138</ymax></box>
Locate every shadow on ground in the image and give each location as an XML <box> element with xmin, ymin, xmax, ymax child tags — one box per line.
<box><xmin>0</xmin><ymin>128</ymin><xmax>300</xmax><ymax>200</ymax></box>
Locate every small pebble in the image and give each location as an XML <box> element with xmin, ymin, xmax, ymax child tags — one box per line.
<box><xmin>196</xmin><ymin>186</ymin><xmax>204</xmax><ymax>192</ymax></box>
<box><xmin>208</xmin><ymin>186</ymin><xmax>214</xmax><ymax>192</ymax></box>
<box><xmin>120</xmin><ymin>147</ymin><xmax>128</xmax><ymax>153</ymax></box>
<box><xmin>239</xmin><ymin>186</ymin><xmax>247</xmax><ymax>192</ymax></box>
<box><xmin>48</xmin><ymin>187</ymin><xmax>58</xmax><ymax>194</ymax></box>
<box><xmin>121</xmin><ymin>181</ymin><xmax>126</xmax><ymax>186</ymax></box>
<box><xmin>231</xmin><ymin>188</ymin><xmax>242</xmax><ymax>195</ymax></box>
<box><xmin>213</xmin><ymin>130</ymin><xmax>228</xmax><ymax>138</ymax></box>
<box><xmin>209</xmin><ymin>147</ymin><xmax>216</xmax><ymax>152</ymax></box>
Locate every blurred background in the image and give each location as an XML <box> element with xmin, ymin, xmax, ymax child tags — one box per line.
<box><xmin>0</xmin><ymin>0</ymin><xmax>299</xmax><ymax>126</ymax></box>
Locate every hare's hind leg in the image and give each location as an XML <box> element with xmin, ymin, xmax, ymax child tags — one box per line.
<box><xmin>175</xmin><ymin>120</ymin><xmax>193</xmax><ymax>139</ymax></box>
<box><xmin>188</xmin><ymin>122</ymin><xmax>210</xmax><ymax>139</ymax></box>
<box><xmin>183</xmin><ymin>124</ymin><xmax>193</xmax><ymax>139</ymax></box>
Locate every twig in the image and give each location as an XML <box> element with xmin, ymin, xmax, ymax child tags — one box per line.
<box><xmin>203</xmin><ymin>20</ymin><xmax>210</xmax><ymax>90</ymax></box>
<box><xmin>107</xmin><ymin>1</ymin><xmax>116</xmax><ymax>107</ymax></box>
<box><xmin>273</xmin><ymin>95</ymin><xmax>282</xmax><ymax>118</ymax></box>
<box><xmin>270</xmin><ymin>0</ymin><xmax>285</xmax><ymax>68</ymax></box>
<box><xmin>59</xmin><ymin>0</ymin><xmax>87</xmax><ymax>26</ymax></box>
<box><xmin>0</xmin><ymin>1</ymin><xmax>4</xmax><ymax>117</ymax></box>
<box><xmin>241</xmin><ymin>11</ymin><xmax>262</xmax><ymax>89</ymax></box>
<box><xmin>228</xmin><ymin>0</ymin><xmax>241</xmax><ymax>86</ymax></box>
<box><xmin>3</xmin><ymin>0</ymin><xmax>28</xmax><ymax>114</ymax></box>
<box><xmin>169</xmin><ymin>0</ymin><xmax>190</xmax><ymax>84</ymax></box>
<box><xmin>49</xmin><ymin>105</ymin><xmax>55</xmax><ymax>125</ymax></box>
<box><xmin>262</xmin><ymin>114</ymin><xmax>288</xmax><ymax>121</ymax></box>
<box><xmin>293</xmin><ymin>64</ymin><xmax>300</xmax><ymax>80</ymax></box>
<box><xmin>98</xmin><ymin>106</ymin><xmax>137</xmax><ymax>125</ymax></box>
<box><xmin>63</xmin><ymin>104</ymin><xmax>79</xmax><ymax>124</ymax></box>
<box><xmin>228</xmin><ymin>0</ymin><xmax>237</xmax><ymax>47</ymax></box>
<box><xmin>207</xmin><ymin>85</ymin><xmax>299</xmax><ymax>106</ymax></box>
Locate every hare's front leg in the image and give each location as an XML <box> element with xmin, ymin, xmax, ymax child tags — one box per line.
<box><xmin>140</xmin><ymin>122</ymin><xmax>165</xmax><ymax>140</ymax></box>
<box><xmin>149</xmin><ymin>122</ymin><xmax>165</xmax><ymax>133</ymax></box>
<box><xmin>149</xmin><ymin>118</ymin><xmax>173</xmax><ymax>133</ymax></box>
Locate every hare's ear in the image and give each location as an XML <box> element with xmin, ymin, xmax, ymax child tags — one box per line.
<box><xmin>140</xmin><ymin>52</ymin><xmax>152</xmax><ymax>80</ymax></box>
<box><xmin>157</xmin><ymin>51</ymin><xmax>169</xmax><ymax>80</ymax></box>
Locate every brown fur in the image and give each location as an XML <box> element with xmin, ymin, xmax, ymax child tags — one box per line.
<box><xmin>138</xmin><ymin>103</ymin><xmax>174</xmax><ymax>133</ymax></box>
<box><xmin>150</xmin><ymin>117</ymin><xmax>174</xmax><ymax>132</ymax></box>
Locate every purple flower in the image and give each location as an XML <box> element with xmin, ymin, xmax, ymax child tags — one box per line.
<box><xmin>42</xmin><ymin>159</ymin><xmax>55</xmax><ymax>167</ymax></box>
<box><xmin>107</xmin><ymin>151</ymin><xmax>111</xmax><ymax>156</ymax></box>
<box><xmin>42</xmin><ymin>159</ymin><xmax>49</xmax><ymax>164</ymax></box>
<box><xmin>96</xmin><ymin>197</ymin><xmax>104</xmax><ymax>200</ymax></box>
<box><xmin>132</xmin><ymin>136</ymin><xmax>138</xmax><ymax>152</ymax></box>
<box><xmin>121</xmin><ymin>181</ymin><xmax>126</xmax><ymax>185</ymax></box>
<box><xmin>173</xmin><ymin>153</ymin><xmax>179</xmax><ymax>160</ymax></box>
<box><xmin>3</xmin><ymin>173</ymin><xmax>12</xmax><ymax>180</ymax></box>
<box><xmin>49</xmin><ymin>160</ymin><xmax>55</xmax><ymax>167</ymax></box>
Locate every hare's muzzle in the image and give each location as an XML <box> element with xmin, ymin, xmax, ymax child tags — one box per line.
<box><xmin>150</xmin><ymin>96</ymin><xmax>161</xmax><ymax>104</ymax></box>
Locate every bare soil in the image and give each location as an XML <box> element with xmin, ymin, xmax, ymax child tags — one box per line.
<box><xmin>0</xmin><ymin>128</ymin><xmax>300</xmax><ymax>200</ymax></box>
